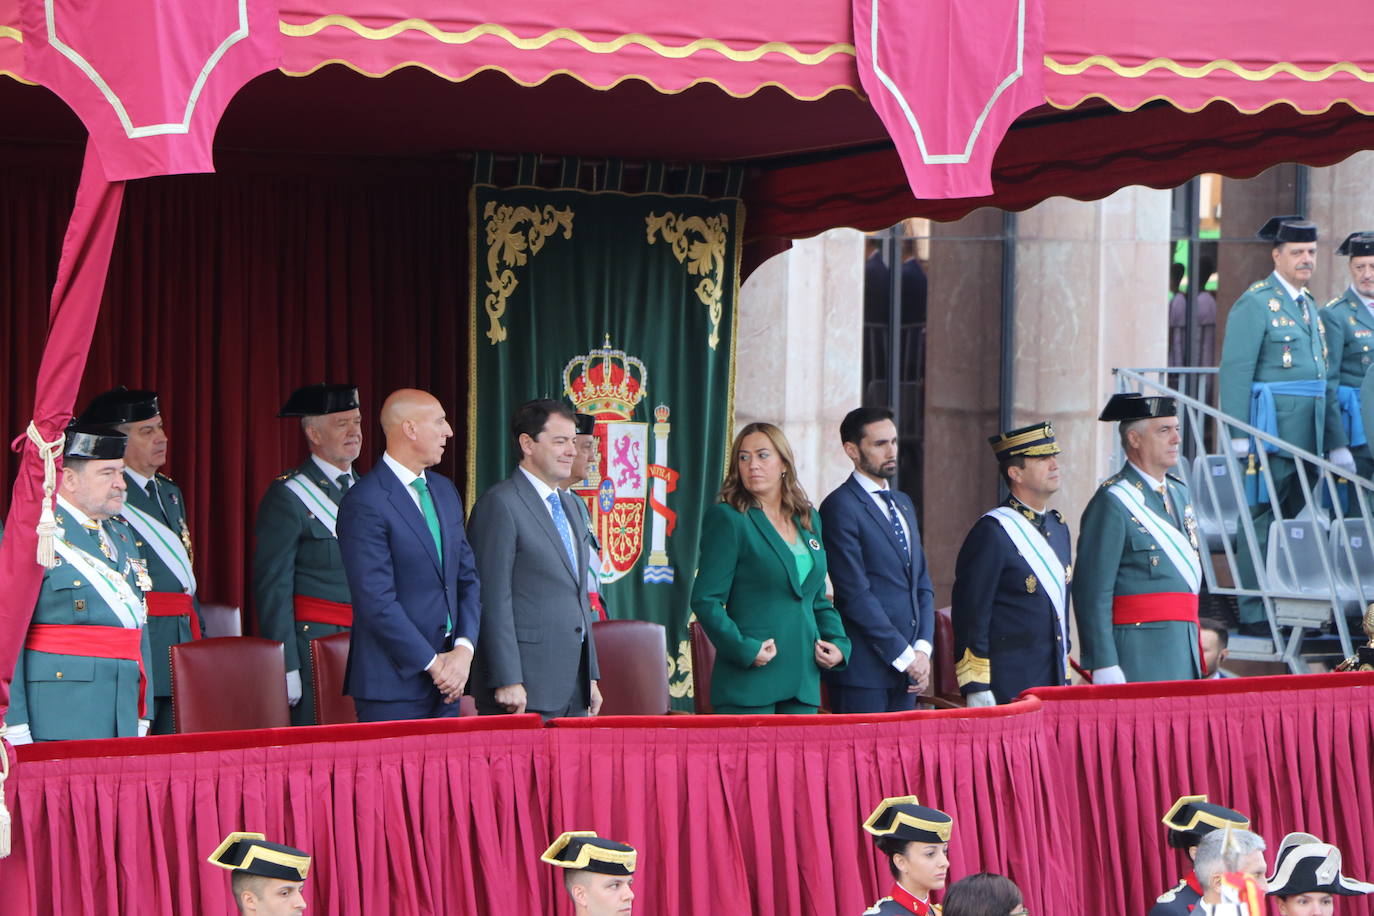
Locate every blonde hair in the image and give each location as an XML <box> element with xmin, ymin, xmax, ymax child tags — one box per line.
<box><xmin>717</xmin><ymin>422</ymin><xmax>814</xmax><ymax>531</ymax></box>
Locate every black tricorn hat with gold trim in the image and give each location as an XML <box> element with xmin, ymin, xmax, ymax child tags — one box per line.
<box><xmin>988</xmin><ymin>421</ymin><xmax>1060</xmax><ymax>460</ymax></box>
<box><xmin>207</xmin><ymin>832</ymin><xmax>311</xmax><ymax>881</ymax></box>
<box><xmin>863</xmin><ymin>796</ymin><xmax>953</xmax><ymax>844</ymax></box>
<box><xmin>1098</xmin><ymin>392</ymin><xmax>1177</xmax><ymax>423</ymax></box>
<box><xmin>541</xmin><ymin>831</ymin><xmax>637</xmax><ymax>876</ymax></box>
<box><xmin>277</xmin><ymin>383</ymin><xmax>360</xmax><ymax>418</ymax></box>
<box><xmin>1162</xmin><ymin>795</ymin><xmax>1250</xmax><ymax>849</ymax></box>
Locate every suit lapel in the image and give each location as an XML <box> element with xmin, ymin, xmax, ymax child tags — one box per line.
<box><xmin>122</xmin><ymin>472</ymin><xmax>164</xmax><ymax>524</ymax></box>
<box><xmin>847</xmin><ymin>475</ymin><xmax>909</xmax><ymax>568</ymax></box>
<box><xmin>1122</xmin><ymin>464</ymin><xmax>1179</xmax><ymax>530</ymax></box>
<box><xmin>1276</xmin><ymin>282</ymin><xmax>1315</xmax><ymax>342</ymax></box>
<box><xmin>748</xmin><ymin>508</ymin><xmax>802</xmax><ymax>597</ymax></box>
<box><xmin>303</xmin><ymin>459</ymin><xmax>346</xmax><ymax>507</ymax></box>
<box><xmin>57</xmin><ymin>506</ymin><xmax>119</xmax><ymax>571</ymax></box>
<box><xmin>513</xmin><ymin>472</ymin><xmax>580</xmax><ymax>584</ymax></box>
<box><xmin>381</xmin><ymin>466</ymin><xmax>442</xmax><ymax>576</ymax></box>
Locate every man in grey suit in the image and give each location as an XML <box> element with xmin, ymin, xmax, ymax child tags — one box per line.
<box><xmin>468</xmin><ymin>399</ymin><xmax>602</xmax><ymax>719</ymax></box>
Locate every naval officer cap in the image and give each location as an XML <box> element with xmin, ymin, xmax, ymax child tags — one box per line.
<box><xmin>78</xmin><ymin>386</ymin><xmax>159</xmax><ymax>426</ymax></box>
<box><xmin>1098</xmin><ymin>392</ymin><xmax>1177</xmax><ymax>422</ymax></box>
<box><xmin>277</xmin><ymin>383</ymin><xmax>360</xmax><ymax>418</ymax></box>
<box><xmin>863</xmin><ymin>796</ymin><xmax>953</xmax><ymax>844</ymax></box>
<box><xmin>1337</xmin><ymin>232</ymin><xmax>1374</xmax><ymax>258</ymax></box>
<box><xmin>1161</xmin><ymin>795</ymin><xmax>1250</xmax><ymax>849</ymax></box>
<box><xmin>574</xmin><ymin>413</ymin><xmax>597</xmax><ymax>436</ymax></box>
<box><xmin>63</xmin><ymin>421</ymin><xmax>128</xmax><ymax>460</ymax></box>
<box><xmin>1257</xmin><ymin>215</ymin><xmax>1318</xmax><ymax>244</ymax></box>
<box><xmin>207</xmin><ymin>831</ymin><xmax>312</xmax><ymax>881</ymax></box>
<box><xmin>541</xmin><ymin>831</ymin><xmax>638</xmax><ymax>876</ymax></box>
<box><xmin>988</xmin><ymin>421</ymin><xmax>1060</xmax><ymax>460</ymax></box>
<box><xmin>1266</xmin><ymin>835</ymin><xmax>1374</xmax><ymax>898</ymax></box>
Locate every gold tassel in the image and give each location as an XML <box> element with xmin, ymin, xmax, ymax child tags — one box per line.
<box><xmin>27</xmin><ymin>421</ymin><xmax>65</xmax><ymax>569</ymax></box>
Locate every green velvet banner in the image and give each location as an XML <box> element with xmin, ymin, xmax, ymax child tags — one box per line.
<box><xmin>467</xmin><ymin>183</ymin><xmax>742</xmax><ymax>706</ymax></box>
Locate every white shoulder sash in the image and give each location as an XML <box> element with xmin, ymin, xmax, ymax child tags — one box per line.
<box><xmin>120</xmin><ymin>503</ymin><xmax>197</xmax><ymax>594</ymax></box>
<box><xmin>985</xmin><ymin>507</ymin><xmax>1069</xmax><ymax>649</ymax></box>
<box><xmin>52</xmin><ymin>536</ymin><xmax>146</xmax><ymax>629</ymax></box>
<box><xmin>1107</xmin><ymin>481</ymin><xmax>1202</xmax><ymax>594</ymax></box>
<box><xmin>284</xmin><ymin>474</ymin><xmax>339</xmax><ymax>537</ymax></box>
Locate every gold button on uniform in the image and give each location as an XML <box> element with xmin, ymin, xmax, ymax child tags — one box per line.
<box><xmin>55</xmin><ymin>672</ymin><xmax>63</xmax><ymax>679</ymax></box>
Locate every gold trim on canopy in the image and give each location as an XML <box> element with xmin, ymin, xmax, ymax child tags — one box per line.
<box><xmin>1045</xmin><ymin>90</ymin><xmax>1374</xmax><ymax>117</ymax></box>
<box><xmin>280</xmin><ymin>16</ymin><xmax>855</xmax><ymax>65</ymax></box>
<box><xmin>1045</xmin><ymin>53</ymin><xmax>1374</xmax><ymax>83</ymax></box>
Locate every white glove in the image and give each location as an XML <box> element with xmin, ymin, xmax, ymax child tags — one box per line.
<box><xmin>1329</xmin><ymin>446</ymin><xmax>1357</xmax><ymax>475</ymax></box>
<box><xmin>965</xmin><ymin>690</ymin><xmax>997</xmax><ymax>708</ymax></box>
<box><xmin>1229</xmin><ymin>437</ymin><xmax>1251</xmax><ymax>457</ymax></box>
<box><xmin>5</xmin><ymin>723</ymin><xmax>33</xmax><ymax>745</ymax></box>
<box><xmin>286</xmin><ymin>669</ymin><xmax>302</xmax><ymax>707</ymax></box>
<box><xmin>137</xmin><ymin>719</ymin><xmax>151</xmax><ymax>737</ymax></box>
<box><xmin>1091</xmin><ymin>665</ymin><xmax>1127</xmax><ymax>685</ymax></box>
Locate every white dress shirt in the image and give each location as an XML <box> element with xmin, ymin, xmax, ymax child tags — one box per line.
<box><xmin>311</xmin><ymin>453</ymin><xmax>355</xmax><ymax>490</ymax></box>
<box><xmin>850</xmin><ymin>471</ymin><xmax>932</xmax><ymax>669</ymax></box>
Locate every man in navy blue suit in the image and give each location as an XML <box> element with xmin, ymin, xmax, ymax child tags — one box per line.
<box><xmin>819</xmin><ymin>406</ymin><xmax>935</xmax><ymax>713</ymax></box>
<box><xmin>336</xmin><ymin>389</ymin><xmax>482</xmax><ymax>721</ymax></box>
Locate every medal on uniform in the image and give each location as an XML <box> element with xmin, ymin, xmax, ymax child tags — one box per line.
<box><xmin>1283</xmin><ymin>345</ymin><xmax>1293</xmax><ymax>368</ymax></box>
<box><xmin>1268</xmin><ymin>299</ymin><xmax>1281</xmax><ymax>312</ymax></box>
<box><xmin>1025</xmin><ymin>574</ymin><xmax>1037</xmax><ymax>593</ymax></box>
<box><xmin>130</xmin><ymin>557</ymin><xmax>153</xmax><ymax>591</ymax></box>
<box><xmin>808</xmin><ymin>538</ymin><xmax>820</xmax><ymax>550</ymax></box>
<box><xmin>179</xmin><ymin>517</ymin><xmax>195</xmax><ymax>566</ymax></box>
<box><xmin>1271</xmin><ymin>318</ymin><xmax>1280</xmax><ymax>328</ymax></box>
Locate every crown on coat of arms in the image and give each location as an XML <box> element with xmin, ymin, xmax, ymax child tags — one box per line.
<box><xmin>563</xmin><ymin>335</ymin><xmax>648</xmax><ymax>420</ymax></box>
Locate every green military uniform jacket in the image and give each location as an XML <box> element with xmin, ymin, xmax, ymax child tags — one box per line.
<box><xmin>10</xmin><ymin>504</ymin><xmax>154</xmax><ymax>739</ymax></box>
<box><xmin>690</xmin><ymin>503</ymin><xmax>850</xmax><ymax>709</ymax></box>
<box><xmin>252</xmin><ymin>458</ymin><xmax>354</xmax><ymax>725</ymax></box>
<box><xmin>1070</xmin><ymin>464</ymin><xmax>1201</xmax><ymax>682</ymax></box>
<box><xmin>1322</xmin><ymin>287</ymin><xmax>1374</xmax><ymax>453</ymax></box>
<box><xmin>1363</xmin><ymin>364</ymin><xmax>1374</xmax><ymax>447</ymax></box>
<box><xmin>122</xmin><ymin>471</ymin><xmax>202</xmax><ymax>699</ymax></box>
<box><xmin>1219</xmin><ymin>273</ymin><xmax>1340</xmax><ymax>453</ymax></box>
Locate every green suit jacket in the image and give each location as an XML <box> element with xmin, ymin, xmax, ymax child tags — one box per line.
<box><xmin>252</xmin><ymin>459</ymin><xmax>354</xmax><ymax>725</ymax></box>
<box><xmin>1219</xmin><ymin>273</ymin><xmax>1339</xmax><ymax>452</ymax></box>
<box><xmin>690</xmin><ymin>503</ymin><xmax>850</xmax><ymax>708</ymax></box>
<box><xmin>1070</xmin><ymin>464</ymin><xmax>1201</xmax><ymax>682</ymax></box>
<box><xmin>10</xmin><ymin>505</ymin><xmax>154</xmax><ymax>739</ymax></box>
<box><xmin>122</xmin><ymin>471</ymin><xmax>202</xmax><ymax>698</ymax></box>
<box><xmin>1321</xmin><ymin>286</ymin><xmax>1374</xmax><ymax>387</ymax></box>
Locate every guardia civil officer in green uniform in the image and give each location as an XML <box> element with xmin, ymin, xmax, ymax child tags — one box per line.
<box><xmin>208</xmin><ymin>830</ymin><xmax>312</xmax><ymax>915</ymax></box>
<box><xmin>542</xmin><ymin>830</ymin><xmax>638</xmax><ymax>916</ymax></box>
<box><xmin>1322</xmin><ymin>232</ymin><xmax>1374</xmax><ymax>478</ymax></box>
<box><xmin>952</xmin><ymin>421</ymin><xmax>1072</xmax><ymax>706</ymax></box>
<box><xmin>1219</xmin><ymin>216</ymin><xmax>1350</xmax><ymax>636</ymax></box>
<box><xmin>1149</xmin><ymin>794</ymin><xmax>1251</xmax><ymax>916</ymax></box>
<box><xmin>4</xmin><ymin>423</ymin><xmax>154</xmax><ymax>745</ymax></box>
<box><xmin>1071</xmin><ymin>393</ymin><xmax>1203</xmax><ymax>684</ymax></box>
<box><xmin>253</xmin><ymin>383</ymin><xmax>361</xmax><ymax>725</ymax></box>
<box><xmin>79</xmin><ymin>386</ymin><xmax>202</xmax><ymax>734</ymax></box>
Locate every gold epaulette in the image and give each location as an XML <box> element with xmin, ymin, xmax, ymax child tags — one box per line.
<box><xmin>1249</xmin><ymin>280</ymin><xmax>1267</xmax><ymax>291</ymax></box>
<box><xmin>955</xmin><ymin>648</ymin><xmax>991</xmax><ymax>687</ymax></box>
<box><xmin>274</xmin><ymin>472</ymin><xmax>291</xmax><ymax>482</ymax></box>
<box><xmin>862</xmin><ymin>899</ymin><xmax>892</xmax><ymax>915</ymax></box>
<box><xmin>1325</xmin><ymin>297</ymin><xmax>1342</xmax><ymax>309</ymax></box>
<box><xmin>1100</xmin><ymin>475</ymin><xmax>1121</xmax><ymax>488</ymax></box>
<box><xmin>1156</xmin><ymin>878</ymin><xmax>1188</xmax><ymax>904</ymax></box>
<box><xmin>155</xmin><ymin>472</ymin><xmax>175</xmax><ymax>483</ymax></box>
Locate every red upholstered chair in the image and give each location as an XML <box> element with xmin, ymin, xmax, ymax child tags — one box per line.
<box><xmin>591</xmin><ymin>620</ymin><xmax>671</xmax><ymax>715</ymax></box>
<box><xmin>170</xmin><ymin>637</ymin><xmax>291</xmax><ymax>733</ymax></box>
<box><xmin>688</xmin><ymin>621</ymin><xmax>716</xmax><ymax>715</ymax></box>
<box><xmin>932</xmin><ymin>605</ymin><xmax>964</xmax><ymax>706</ymax></box>
<box><xmin>310</xmin><ymin>631</ymin><xmax>358</xmax><ymax>725</ymax></box>
<box><xmin>199</xmin><ymin>603</ymin><xmax>242</xmax><ymax>638</ymax></box>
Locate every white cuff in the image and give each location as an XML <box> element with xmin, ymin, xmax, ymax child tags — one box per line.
<box><xmin>1329</xmin><ymin>447</ymin><xmax>1356</xmax><ymax>472</ymax></box>
<box><xmin>1229</xmin><ymin>437</ymin><xmax>1250</xmax><ymax>457</ymax></box>
<box><xmin>1092</xmin><ymin>665</ymin><xmax>1127</xmax><ymax>685</ymax></box>
<box><xmin>5</xmin><ymin>723</ymin><xmax>32</xmax><ymax>745</ymax></box>
<box><xmin>891</xmin><ymin>644</ymin><xmax>917</xmax><ymax>672</ymax></box>
<box><xmin>137</xmin><ymin>719</ymin><xmax>151</xmax><ymax>737</ymax></box>
<box><xmin>913</xmin><ymin>640</ymin><xmax>932</xmax><ymax>659</ymax></box>
<box><xmin>285</xmin><ymin>669</ymin><xmax>302</xmax><ymax>706</ymax></box>
<box><xmin>423</xmin><ymin>653</ymin><xmax>438</xmax><ymax>671</ymax></box>
<box><xmin>965</xmin><ymin>690</ymin><xmax>997</xmax><ymax>708</ymax></box>
<box><xmin>453</xmin><ymin>637</ymin><xmax>474</xmax><ymax>652</ymax></box>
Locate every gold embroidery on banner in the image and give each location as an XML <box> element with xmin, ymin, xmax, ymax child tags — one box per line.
<box><xmin>481</xmin><ymin>201</ymin><xmax>574</xmax><ymax>344</ymax></box>
<box><xmin>279</xmin><ymin>17</ymin><xmax>856</xmax><ymax>65</ymax></box>
<box><xmin>1044</xmin><ymin>54</ymin><xmax>1374</xmax><ymax>83</ymax></box>
<box><xmin>667</xmin><ymin>637</ymin><xmax>693</xmax><ymax>699</ymax></box>
<box><xmin>646</xmin><ymin>211</ymin><xmax>729</xmax><ymax>349</ymax></box>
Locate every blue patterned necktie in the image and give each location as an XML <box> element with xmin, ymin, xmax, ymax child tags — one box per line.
<box><xmin>877</xmin><ymin>490</ymin><xmax>910</xmax><ymax>562</ymax></box>
<box><xmin>547</xmin><ymin>492</ymin><xmax>578</xmax><ymax>572</ymax></box>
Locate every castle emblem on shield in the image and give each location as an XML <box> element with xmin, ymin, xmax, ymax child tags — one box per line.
<box><xmin>564</xmin><ymin>336</ymin><xmax>678</xmax><ymax>584</ymax></box>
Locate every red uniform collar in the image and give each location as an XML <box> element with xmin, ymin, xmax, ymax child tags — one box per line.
<box><xmin>1187</xmin><ymin>872</ymin><xmax>1204</xmax><ymax>896</ymax></box>
<box><xmin>890</xmin><ymin>883</ymin><xmax>933</xmax><ymax>915</ymax></box>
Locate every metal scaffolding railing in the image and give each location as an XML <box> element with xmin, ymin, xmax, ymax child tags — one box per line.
<box><xmin>1115</xmin><ymin>367</ymin><xmax>1374</xmax><ymax>672</ymax></box>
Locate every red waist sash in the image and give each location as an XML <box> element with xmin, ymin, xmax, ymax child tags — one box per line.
<box><xmin>294</xmin><ymin>594</ymin><xmax>353</xmax><ymax>627</ymax></box>
<box><xmin>25</xmin><ymin>623</ymin><xmax>147</xmax><ymax>717</ymax></box>
<box><xmin>1112</xmin><ymin>593</ymin><xmax>1207</xmax><ymax>675</ymax></box>
<box><xmin>145</xmin><ymin>591</ymin><xmax>202</xmax><ymax>639</ymax></box>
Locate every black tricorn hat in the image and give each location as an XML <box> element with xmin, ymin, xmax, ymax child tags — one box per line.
<box><xmin>1337</xmin><ymin>232</ymin><xmax>1374</xmax><ymax>258</ymax></box>
<box><xmin>541</xmin><ymin>831</ymin><xmax>637</xmax><ymax>876</ymax></box>
<box><xmin>63</xmin><ymin>422</ymin><xmax>127</xmax><ymax>460</ymax></box>
<box><xmin>1257</xmin><ymin>215</ymin><xmax>1318</xmax><ymax>244</ymax></box>
<box><xmin>863</xmin><ymin>796</ymin><xmax>953</xmax><ymax>844</ymax></box>
<box><xmin>1161</xmin><ymin>795</ymin><xmax>1250</xmax><ymax>849</ymax></box>
<box><xmin>1098</xmin><ymin>392</ymin><xmax>1178</xmax><ymax>422</ymax></box>
<box><xmin>277</xmin><ymin>383</ymin><xmax>360</xmax><ymax>418</ymax></box>
<box><xmin>207</xmin><ymin>832</ymin><xmax>311</xmax><ymax>882</ymax></box>
<box><xmin>574</xmin><ymin>413</ymin><xmax>597</xmax><ymax>436</ymax></box>
<box><xmin>78</xmin><ymin>386</ymin><xmax>159</xmax><ymax>426</ymax></box>
<box><xmin>1266</xmin><ymin>835</ymin><xmax>1374</xmax><ymax>898</ymax></box>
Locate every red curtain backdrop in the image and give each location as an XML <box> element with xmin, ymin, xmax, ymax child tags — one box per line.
<box><xmin>2</xmin><ymin>674</ymin><xmax>1371</xmax><ymax>916</ymax></box>
<box><xmin>0</xmin><ymin>146</ymin><xmax>472</xmax><ymax>615</ymax></box>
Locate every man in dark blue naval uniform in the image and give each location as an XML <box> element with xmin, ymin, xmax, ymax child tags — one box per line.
<box><xmin>952</xmin><ymin>421</ymin><xmax>1072</xmax><ymax>706</ymax></box>
<box><xmin>1149</xmin><ymin>795</ymin><xmax>1250</xmax><ymax>916</ymax></box>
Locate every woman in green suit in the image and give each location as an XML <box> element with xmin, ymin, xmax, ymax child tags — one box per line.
<box><xmin>690</xmin><ymin>422</ymin><xmax>851</xmax><ymax>714</ymax></box>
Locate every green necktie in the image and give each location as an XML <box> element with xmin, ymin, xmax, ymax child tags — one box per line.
<box><xmin>409</xmin><ymin>476</ymin><xmax>451</xmax><ymax>633</ymax></box>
